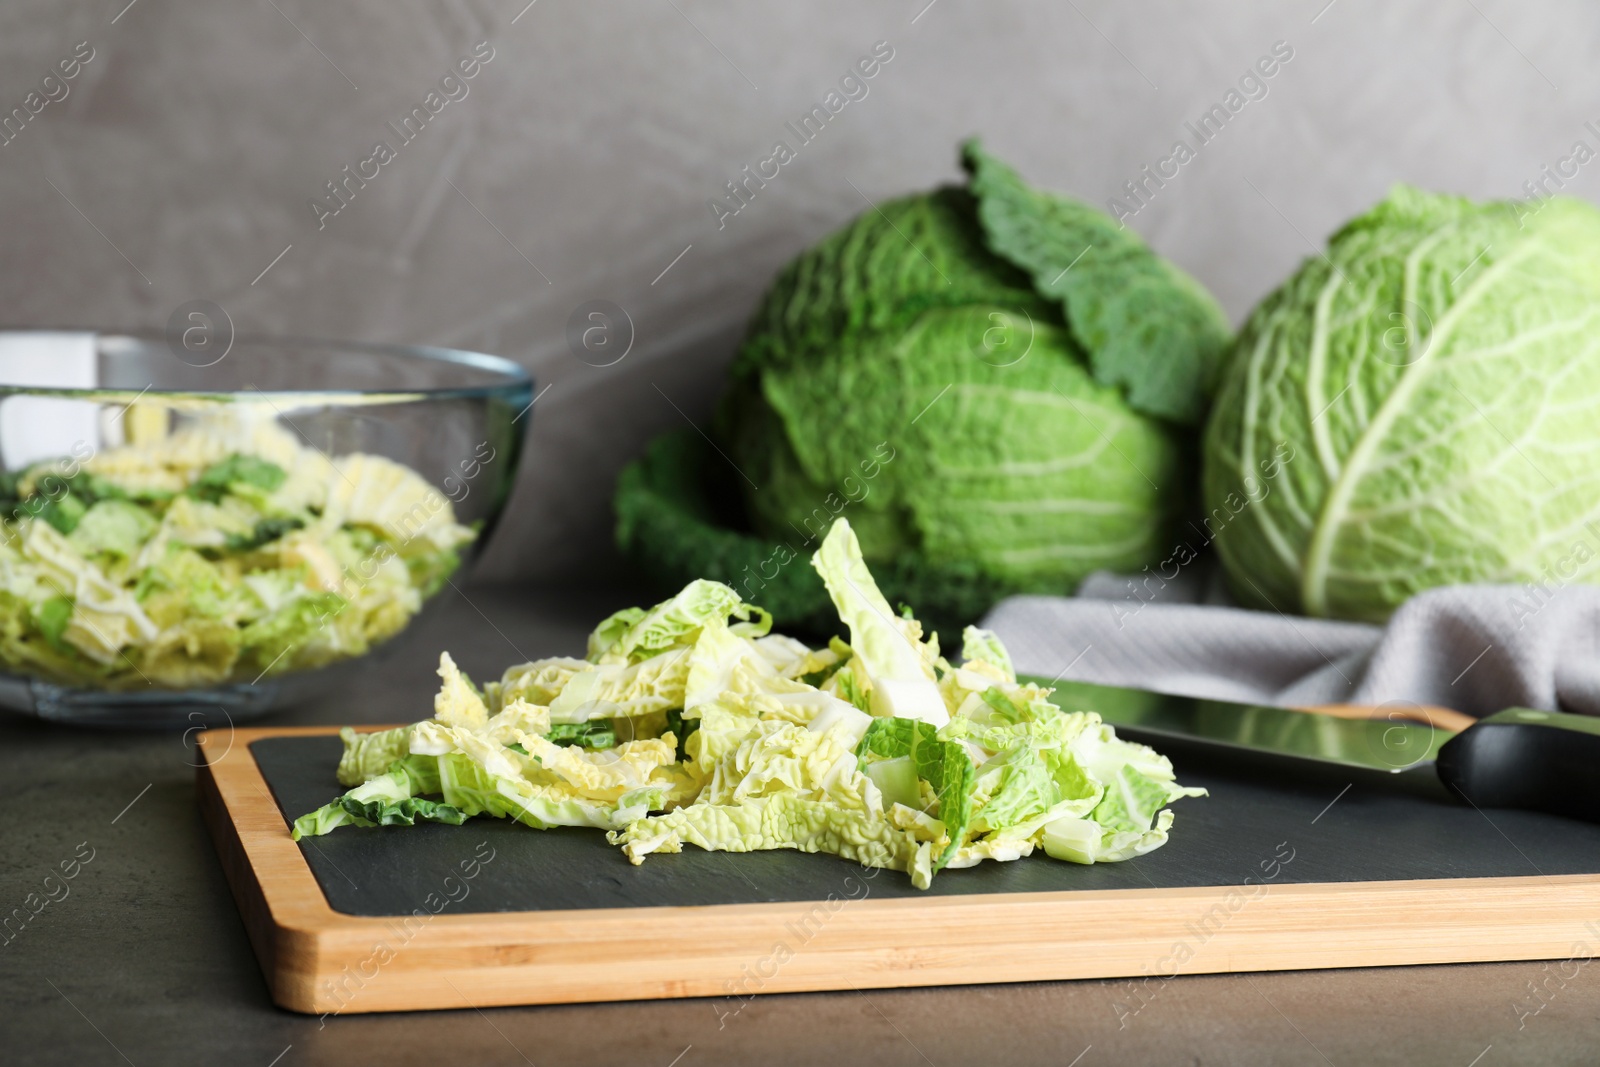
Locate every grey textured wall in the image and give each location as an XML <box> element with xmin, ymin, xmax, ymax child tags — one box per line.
<box><xmin>1</xmin><ymin>0</ymin><xmax>1594</xmax><ymax>579</ymax></box>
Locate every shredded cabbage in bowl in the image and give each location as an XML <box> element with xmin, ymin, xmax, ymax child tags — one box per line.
<box><xmin>0</xmin><ymin>413</ymin><xmax>474</xmax><ymax>690</ymax></box>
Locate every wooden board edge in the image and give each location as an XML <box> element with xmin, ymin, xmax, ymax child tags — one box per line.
<box><xmin>200</xmin><ymin>724</ymin><xmax>1600</xmax><ymax>1015</ymax></box>
<box><xmin>269</xmin><ymin>875</ymin><xmax>1600</xmax><ymax>1016</ymax></box>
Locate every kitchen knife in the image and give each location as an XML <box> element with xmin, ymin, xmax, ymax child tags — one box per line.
<box><xmin>1018</xmin><ymin>675</ymin><xmax>1600</xmax><ymax>822</ymax></box>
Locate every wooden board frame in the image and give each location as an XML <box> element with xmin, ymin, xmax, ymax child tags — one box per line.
<box><xmin>199</xmin><ymin>725</ymin><xmax>1600</xmax><ymax>1015</ymax></box>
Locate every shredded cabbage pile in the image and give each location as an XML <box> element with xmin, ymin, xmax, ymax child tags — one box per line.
<box><xmin>0</xmin><ymin>412</ymin><xmax>474</xmax><ymax>689</ymax></box>
<box><xmin>293</xmin><ymin>518</ymin><xmax>1203</xmax><ymax>888</ymax></box>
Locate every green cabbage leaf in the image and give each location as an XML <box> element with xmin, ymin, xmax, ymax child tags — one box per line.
<box><xmin>811</xmin><ymin>518</ymin><xmax>946</xmax><ymax>724</ymax></box>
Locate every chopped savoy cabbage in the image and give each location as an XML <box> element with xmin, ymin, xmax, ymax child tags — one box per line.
<box><xmin>0</xmin><ymin>411</ymin><xmax>473</xmax><ymax>688</ymax></box>
<box><xmin>293</xmin><ymin>517</ymin><xmax>1205</xmax><ymax>889</ymax></box>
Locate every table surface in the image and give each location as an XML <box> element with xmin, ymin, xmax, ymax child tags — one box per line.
<box><xmin>6</xmin><ymin>580</ymin><xmax>1600</xmax><ymax>1067</ymax></box>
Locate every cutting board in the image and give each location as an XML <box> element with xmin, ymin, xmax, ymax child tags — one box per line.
<box><xmin>198</xmin><ymin>723</ymin><xmax>1600</xmax><ymax>1015</ymax></box>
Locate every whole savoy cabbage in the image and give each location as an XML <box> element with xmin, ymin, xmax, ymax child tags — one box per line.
<box><xmin>617</xmin><ymin>142</ymin><xmax>1231</xmax><ymax>634</ymax></box>
<box><xmin>1204</xmin><ymin>185</ymin><xmax>1600</xmax><ymax>621</ymax></box>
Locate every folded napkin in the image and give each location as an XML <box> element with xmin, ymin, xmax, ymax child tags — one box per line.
<box><xmin>980</xmin><ymin>568</ymin><xmax>1600</xmax><ymax>719</ymax></box>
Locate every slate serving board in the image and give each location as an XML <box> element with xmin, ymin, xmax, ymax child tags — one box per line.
<box><xmin>255</xmin><ymin>733</ymin><xmax>1600</xmax><ymax>916</ymax></box>
<box><xmin>198</xmin><ymin>725</ymin><xmax>1600</xmax><ymax>1014</ymax></box>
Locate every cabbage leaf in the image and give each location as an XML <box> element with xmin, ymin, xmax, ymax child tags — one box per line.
<box><xmin>963</xmin><ymin>141</ymin><xmax>1231</xmax><ymax>426</ymax></box>
<box><xmin>812</xmin><ymin>518</ymin><xmax>947</xmax><ymax>725</ymax></box>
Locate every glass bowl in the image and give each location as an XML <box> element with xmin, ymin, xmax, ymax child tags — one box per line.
<box><xmin>0</xmin><ymin>330</ymin><xmax>530</xmax><ymax>727</ymax></box>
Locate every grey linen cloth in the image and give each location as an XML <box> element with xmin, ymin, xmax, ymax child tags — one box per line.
<box><xmin>979</xmin><ymin>570</ymin><xmax>1600</xmax><ymax>719</ymax></box>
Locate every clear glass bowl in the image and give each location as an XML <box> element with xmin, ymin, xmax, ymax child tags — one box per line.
<box><xmin>0</xmin><ymin>330</ymin><xmax>530</xmax><ymax>727</ymax></box>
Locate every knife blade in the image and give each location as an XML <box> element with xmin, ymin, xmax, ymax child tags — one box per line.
<box><xmin>1018</xmin><ymin>675</ymin><xmax>1600</xmax><ymax>821</ymax></box>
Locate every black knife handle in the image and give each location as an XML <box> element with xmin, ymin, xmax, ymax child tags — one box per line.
<box><xmin>1436</xmin><ymin>707</ymin><xmax>1600</xmax><ymax>821</ymax></box>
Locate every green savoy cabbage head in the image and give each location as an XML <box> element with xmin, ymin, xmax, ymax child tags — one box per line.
<box><xmin>713</xmin><ymin>142</ymin><xmax>1231</xmax><ymax>597</ymax></box>
<box><xmin>616</xmin><ymin>142</ymin><xmax>1232</xmax><ymax>634</ymax></box>
<box><xmin>1204</xmin><ymin>185</ymin><xmax>1600</xmax><ymax>622</ymax></box>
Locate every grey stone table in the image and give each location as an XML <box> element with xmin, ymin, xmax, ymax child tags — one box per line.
<box><xmin>4</xmin><ymin>580</ymin><xmax>1598</xmax><ymax>1067</ymax></box>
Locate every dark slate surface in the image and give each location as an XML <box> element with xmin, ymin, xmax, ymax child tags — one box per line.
<box><xmin>256</xmin><ymin>724</ymin><xmax>1600</xmax><ymax>917</ymax></box>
